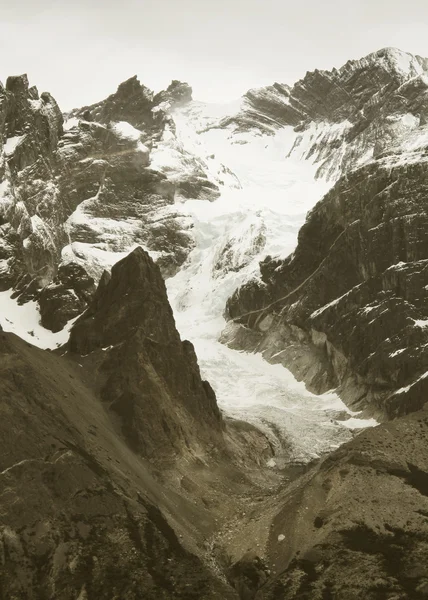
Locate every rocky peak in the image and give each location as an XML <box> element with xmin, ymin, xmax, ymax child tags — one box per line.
<box><xmin>220</xmin><ymin>47</ymin><xmax>428</xmax><ymax>179</ymax></box>
<box><xmin>291</xmin><ymin>47</ymin><xmax>428</xmax><ymax>124</ymax></box>
<box><xmin>224</xmin><ymin>141</ymin><xmax>428</xmax><ymax>419</ymax></box>
<box><xmin>5</xmin><ymin>73</ymin><xmax>30</xmax><ymax>94</ymax></box>
<box><xmin>74</xmin><ymin>74</ymin><xmax>155</xmax><ymax>131</ymax></box>
<box><xmin>2</xmin><ymin>72</ymin><xmax>63</xmax><ymax>157</ymax></box>
<box><xmin>153</xmin><ymin>80</ymin><xmax>193</xmax><ymax>108</ymax></box>
<box><xmin>349</xmin><ymin>46</ymin><xmax>428</xmax><ymax>78</ymax></box>
<box><xmin>69</xmin><ymin>246</ymin><xmax>179</xmax><ymax>353</ymax></box>
<box><xmin>69</xmin><ymin>247</ymin><xmax>224</xmax><ymax>457</ymax></box>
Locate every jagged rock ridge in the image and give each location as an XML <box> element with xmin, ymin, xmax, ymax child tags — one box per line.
<box><xmin>224</xmin><ymin>76</ymin><xmax>428</xmax><ymax>420</ymax></box>
<box><xmin>215</xmin><ymin>47</ymin><xmax>428</xmax><ymax>179</ymax></box>
<box><xmin>69</xmin><ymin>246</ymin><xmax>223</xmax><ymax>457</ymax></box>
<box><xmin>0</xmin><ymin>73</ymin><xmax>225</xmax><ymax>331</ymax></box>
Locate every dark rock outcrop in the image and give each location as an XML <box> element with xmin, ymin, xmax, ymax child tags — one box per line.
<box><xmin>0</xmin><ymin>327</ymin><xmax>237</xmax><ymax>600</ymax></box>
<box><xmin>255</xmin><ymin>406</ymin><xmax>428</xmax><ymax>600</ymax></box>
<box><xmin>224</xmin><ymin>140</ymin><xmax>428</xmax><ymax>419</ymax></box>
<box><xmin>154</xmin><ymin>80</ymin><xmax>193</xmax><ymax>108</ymax></box>
<box><xmin>38</xmin><ymin>262</ymin><xmax>96</xmax><ymax>332</ymax></box>
<box><xmin>74</xmin><ymin>75</ymin><xmax>155</xmax><ymax>131</ymax></box>
<box><xmin>69</xmin><ymin>247</ymin><xmax>224</xmax><ymax>458</ymax></box>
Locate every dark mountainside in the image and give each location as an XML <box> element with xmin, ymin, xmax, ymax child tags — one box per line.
<box><xmin>224</xmin><ymin>156</ymin><xmax>428</xmax><ymax>421</ymax></box>
<box><xmin>224</xmin><ymin>48</ymin><xmax>428</xmax><ymax>422</ymax></box>
<box><xmin>2</xmin><ymin>48</ymin><xmax>428</xmax><ymax>600</ymax></box>
<box><xmin>0</xmin><ymin>246</ymin><xmax>275</xmax><ymax>599</ymax></box>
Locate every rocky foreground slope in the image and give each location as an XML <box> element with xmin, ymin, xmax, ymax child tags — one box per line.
<box><xmin>0</xmin><ymin>246</ymin><xmax>277</xmax><ymax>599</ymax></box>
<box><xmin>2</xmin><ymin>247</ymin><xmax>428</xmax><ymax>600</ymax></box>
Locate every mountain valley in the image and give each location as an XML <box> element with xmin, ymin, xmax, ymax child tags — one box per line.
<box><xmin>2</xmin><ymin>47</ymin><xmax>428</xmax><ymax>598</ymax></box>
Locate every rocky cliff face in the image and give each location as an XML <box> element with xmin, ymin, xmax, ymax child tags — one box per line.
<box><xmin>224</xmin><ymin>117</ymin><xmax>428</xmax><ymax>420</ymax></box>
<box><xmin>216</xmin><ymin>48</ymin><xmax>428</xmax><ymax>179</ymax></box>
<box><xmin>0</xmin><ymin>73</ymin><xmax>227</xmax><ymax>332</ymax></box>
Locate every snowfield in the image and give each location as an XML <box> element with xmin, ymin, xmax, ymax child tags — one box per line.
<box><xmin>165</xmin><ymin>101</ymin><xmax>378</xmax><ymax>462</ymax></box>
<box><xmin>0</xmin><ymin>290</ymin><xmax>77</xmax><ymax>349</ymax></box>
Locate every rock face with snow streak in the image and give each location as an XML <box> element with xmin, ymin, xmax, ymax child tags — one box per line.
<box><xmin>224</xmin><ymin>129</ymin><xmax>428</xmax><ymax>419</ymax></box>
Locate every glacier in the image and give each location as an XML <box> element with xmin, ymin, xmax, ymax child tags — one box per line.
<box><xmin>164</xmin><ymin>101</ymin><xmax>378</xmax><ymax>463</ymax></box>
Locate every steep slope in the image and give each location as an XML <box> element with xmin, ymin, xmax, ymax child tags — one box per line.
<box><xmin>214</xmin><ymin>47</ymin><xmax>428</xmax><ymax>179</ymax></box>
<box><xmin>0</xmin><ymin>330</ymin><xmax>240</xmax><ymax>600</ymax></box>
<box><xmin>227</xmin><ymin>406</ymin><xmax>428</xmax><ymax>600</ymax></box>
<box><xmin>0</xmin><ymin>74</ymin><xmax>229</xmax><ymax>333</ymax></box>
<box><xmin>0</xmin><ymin>245</ymin><xmax>282</xmax><ymax>599</ymax></box>
<box><xmin>0</xmin><ymin>246</ymin><xmax>240</xmax><ymax>599</ymax></box>
<box><xmin>224</xmin><ymin>115</ymin><xmax>428</xmax><ymax>420</ymax></box>
<box><xmin>68</xmin><ymin>246</ymin><xmax>224</xmax><ymax>458</ymax></box>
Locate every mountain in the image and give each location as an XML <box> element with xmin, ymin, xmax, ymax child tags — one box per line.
<box><xmin>222</xmin><ymin>48</ymin><xmax>428</xmax><ymax>421</ymax></box>
<box><xmin>0</xmin><ymin>245</ymin><xmax>276</xmax><ymax>599</ymax></box>
<box><xmin>0</xmin><ymin>73</ymin><xmax>228</xmax><ymax>332</ymax></box>
<box><xmin>2</xmin><ymin>46</ymin><xmax>428</xmax><ymax>599</ymax></box>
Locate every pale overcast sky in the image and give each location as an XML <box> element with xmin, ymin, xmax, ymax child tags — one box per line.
<box><xmin>1</xmin><ymin>0</ymin><xmax>428</xmax><ymax>110</ymax></box>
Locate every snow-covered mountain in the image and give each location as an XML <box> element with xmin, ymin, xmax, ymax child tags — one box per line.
<box><xmin>2</xmin><ymin>46</ymin><xmax>428</xmax><ymax>448</ymax></box>
<box><xmin>4</xmin><ymin>46</ymin><xmax>428</xmax><ymax>600</ymax></box>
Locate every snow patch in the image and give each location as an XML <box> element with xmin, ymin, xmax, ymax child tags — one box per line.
<box><xmin>0</xmin><ymin>290</ymin><xmax>78</xmax><ymax>349</ymax></box>
<box><xmin>112</xmin><ymin>121</ymin><xmax>143</xmax><ymax>141</ymax></box>
<box><xmin>394</xmin><ymin>369</ymin><xmax>428</xmax><ymax>395</ymax></box>
<box><xmin>4</xmin><ymin>135</ymin><xmax>26</xmax><ymax>155</ymax></box>
<box><xmin>413</xmin><ymin>318</ymin><xmax>428</xmax><ymax>328</ymax></box>
<box><xmin>63</xmin><ymin>117</ymin><xmax>79</xmax><ymax>130</ymax></box>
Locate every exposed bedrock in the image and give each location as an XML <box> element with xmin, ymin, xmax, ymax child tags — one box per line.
<box><xmin>224</xmin><ymin>157</ymin><xmax>428</xmax><ymax>420</ymax></box>
<box><xmin>68</xmin><ymin>246</ymin><xmax>224</xmax><ymax>458</ymax></box>
<box><xmin>0</xmin><ymin>74</ymin><xmax>218</xmax><ymax>327</ymax></box>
